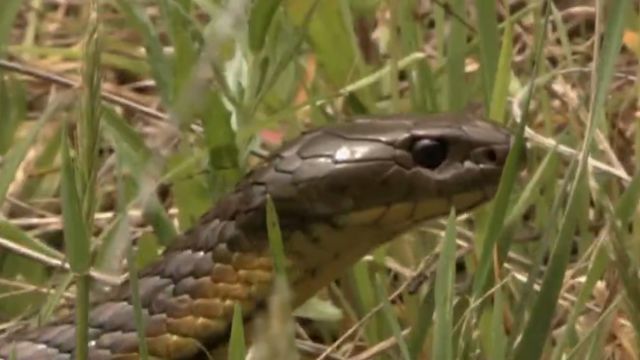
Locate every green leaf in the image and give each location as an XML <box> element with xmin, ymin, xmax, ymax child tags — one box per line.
<box><xmin>249</xmin><ymin>0</ymin><xmax>284</xmax><ymax>53</ymax></box>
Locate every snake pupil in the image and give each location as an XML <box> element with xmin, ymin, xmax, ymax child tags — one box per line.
<box><xmin>411</xmin><ymin>138</ymin><xmax>448</xmax><ymax>170</ymax></box>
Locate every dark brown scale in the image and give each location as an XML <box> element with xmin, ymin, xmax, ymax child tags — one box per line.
<box><xmin>162</xmin><ymin>250</ymin><xmax>203</xmax><ymax>281</ymax></box>
<box><xmin>89</xmin><ymin>302</ymin><xmax>133</xmax><ymax>330</ymax></box>
<box><xmin>274</xmin><ymin>154</ymin><xmax>302</xmax><ymax>173</ymax></box>
<box><xmin>95</xmin><ymin>332</ymin><xmax>137</xmax><ymax>353</ymax></box>
<box><xmin>291</xmin><ymin>157</ymin><xmax>334</xmax><ymax>183</ymax></box>
<box><xmin>325</xmin><ymin>120</ymin><xmax>411</xmax><ymax>143</ymax></box>
<box><xmin>297</xmin><ymin>132</ymin><xmax>349</xmax><ymax>159</ymax></box>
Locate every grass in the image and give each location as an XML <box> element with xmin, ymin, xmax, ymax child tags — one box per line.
<box><xmin>0</xmin><ymin>0</ymin><xmax>639</xmax><ymax>359</ymax></box>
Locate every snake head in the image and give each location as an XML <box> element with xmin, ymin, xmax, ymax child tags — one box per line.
<box><xmin>233</xmin><ymin>113</ymin><xmax>514</xmax><ymax>233</ymax></box>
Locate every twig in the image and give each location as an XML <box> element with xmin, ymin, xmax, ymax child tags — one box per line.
<box><xmin>0</xmin><ymin>58</ymin><xmax>167</xmax><ymax>121</ymax></box>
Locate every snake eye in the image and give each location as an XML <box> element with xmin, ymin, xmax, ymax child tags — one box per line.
<box><xmin>411</xmin><ymin>138</ymin><xmax>448</xmax><ymax>170</ymax></box>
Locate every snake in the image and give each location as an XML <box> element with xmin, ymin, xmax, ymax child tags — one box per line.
<box><xmin>0</xmin><ymin>113</ymin><xmax>513</xmax><ymax>359</ymax></box>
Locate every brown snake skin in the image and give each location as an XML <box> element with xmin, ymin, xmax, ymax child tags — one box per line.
<box><xmin>0</xmin><ymin>113</ymin><xmax>513</xmax><ymax>359</ymax></box>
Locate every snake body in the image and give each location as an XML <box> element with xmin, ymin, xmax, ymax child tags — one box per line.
<box><xmin>0</xmin><ymin>113</ymin><xmax>512</xmax><ymax>359</ymax></box>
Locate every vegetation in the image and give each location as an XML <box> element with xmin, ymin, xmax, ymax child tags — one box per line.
<box><xmin>0</xmin><ymin>0</ymin><xmax>639</xmax><ymax>359</ymax></box>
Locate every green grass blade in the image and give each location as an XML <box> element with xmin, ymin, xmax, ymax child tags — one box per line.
<box><xmin>116</xmin><ymin>0</ymin><xmax>174</xmax><ymax>105</ymax></box>
<box><xmin>351</xmin><ymin>260</ymin><xmax>383</xmax><ymax>343</ymax></box>
<box><xmin>127</xmin><ymin>246</ymin><xmax>149</xmax><ymax>360</ymax></box>
<box><xmin>200</xmin><ymin>91</ymin><xmax>240</xmax><ymax>201</ymax></box>
<box><xmin>474</xmin><ymin>0</ymin><xmax>500</xmax><ymax>103</ymax></box>
<box><xmin>39</xmin><ymin>274</ymin><xmax>73</xmax><ymax>324</ymax></box>
<box><xmin>445</xmin><ymin>0</ymin><xmax>467</xmax><ymax>111</ymax></box>
<box><xmin>432</xmin><ymin>209</ymin><xmax>457</xmax><ymax>360</ymax></box>
<box><xmin>60</xmin><ymin>125</ymin><xmax>90</xmax><ymax>358</ymax></box>
<box><xmin>0</xmin><ymin>0</ymin><xmax>21</xmax><ymax>54</ymax></box>
<box><xmin>610</xmin><ymin>167</ymin><xmax>640</xmax><ymax>338</ymax></box>
<box><xmin>102</xmin><ymin>106</ymin><xmax>177</xmax><ymax>244</ymax></box>
<box><xmin>470</xmin><ymin>114</ymin><xmax>526</xmax><ymax>297</ymax></box>
<box><xmin>395</xmin><ymin>0</ymin><xmax>438</xmax><ymax>111</ymax></box>
<box><xmin>489</xmin><ymin>21</ymin><xmax>513</xmax><ymax>123</ymax></box>
<box><xmin>408</xmin><ymin>286</ymin><xmax>436</xmax><ymax>358</ymax></box>
<box><xmin>0</xmin><ymin>93</ymin><xmax>68</xmax><ymax>208</ymax></box>
<box><xmin>0</xmin><ymin>220</ymin><xmax>63</xmax><ymax>260</ymax></box>
<box><xmin>249</xmin><ymin>0</ymin><xmax>283</xmax><ymax>53</ymax></box>
<box><xmin>488</xmin><ymin>288</ymin><xmax>507</xmax><ymax>360</ymax></box>
<box><xmin>78</xmin><ymin>0</ymin><xmax>102</xmax><ymax>229</ymax></box>
<box><xmin>102</xmin><ymin>107</ymin><xmax>153</xmax><ymax>165</ymax></box>
<box><xmin>374</xmin><ymin>274</ymin><xmax>411</xmax><ymax>360</ymax></box>
<box><xmin>69</xmin><ymin>4</ymin><xmax>103</xmax><ymax>356</ymax></box>
<box><xmin>158</xmin><ymin>0</ymin><xmax>198</xmax><ymax>96</ymax></box>
<box><xmin>589</xmin><ymin>0</ymin><xmax>629</xmax><ymax>117</ymax></box>
<box><xmin>228</xmin><ymin>303</ymin><xmax>247</xmax><ymax>360</ymax></box>
<box><xmin>615</xmin><ymin>167</ymin><xmax>640</xmax><ymax>221</ymax></box>
<box><xmin>497</xmin><ymin>151</ymin><xmax>559</xmax><ymax>262</ymax></box>
<box><xmin>504</xmin><ymin>150</ymin><xmax>558</xmax><ymax>227</ymax></box>
<box><xmin>142</xmin><ymin>195</ymin><xmax>178</xmax><ymax>246</ymax></box>
<box><xmin>511</xmin><ymin>185</ymin><xmax>583</xmax><ymax>360</ymax></box>
<box><xmin>285</xmin><ymin>0</ymin><xmax>365</xmax><ymax>91</ymax></box>
<box><xmin>0</xmin><ymin>75</ymin><xmax>25</xmax><ymax>154</ymax></box>
<box><xmin>550</xmin><ymin>243</ymin><xmax>609</xmax><ymax>360</ymax></box>
<box><xmin>471</xmin><ymin>3</ymin><xmax>543</xmax><ymax>300</ymax></box>
<box><xmin>61</xmin><ymin>128</ymin><xmax>90</xmax><ymax>274</ymax></box>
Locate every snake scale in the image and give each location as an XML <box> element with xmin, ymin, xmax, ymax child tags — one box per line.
<box><xmin>0</xmin><ymin>113</ymin><xmax>513</xmax><ymax>359</ymax></box>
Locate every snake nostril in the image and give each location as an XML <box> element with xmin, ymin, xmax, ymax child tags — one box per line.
<box><xmin>473</xmin><ymin>146</ymin><xmax>507</xmax><ymax>166</ymax></box>
<box><xmin>485</xmin><ymin>148</ymin><xmax>498</xmax><ymax>164</ymax></box>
